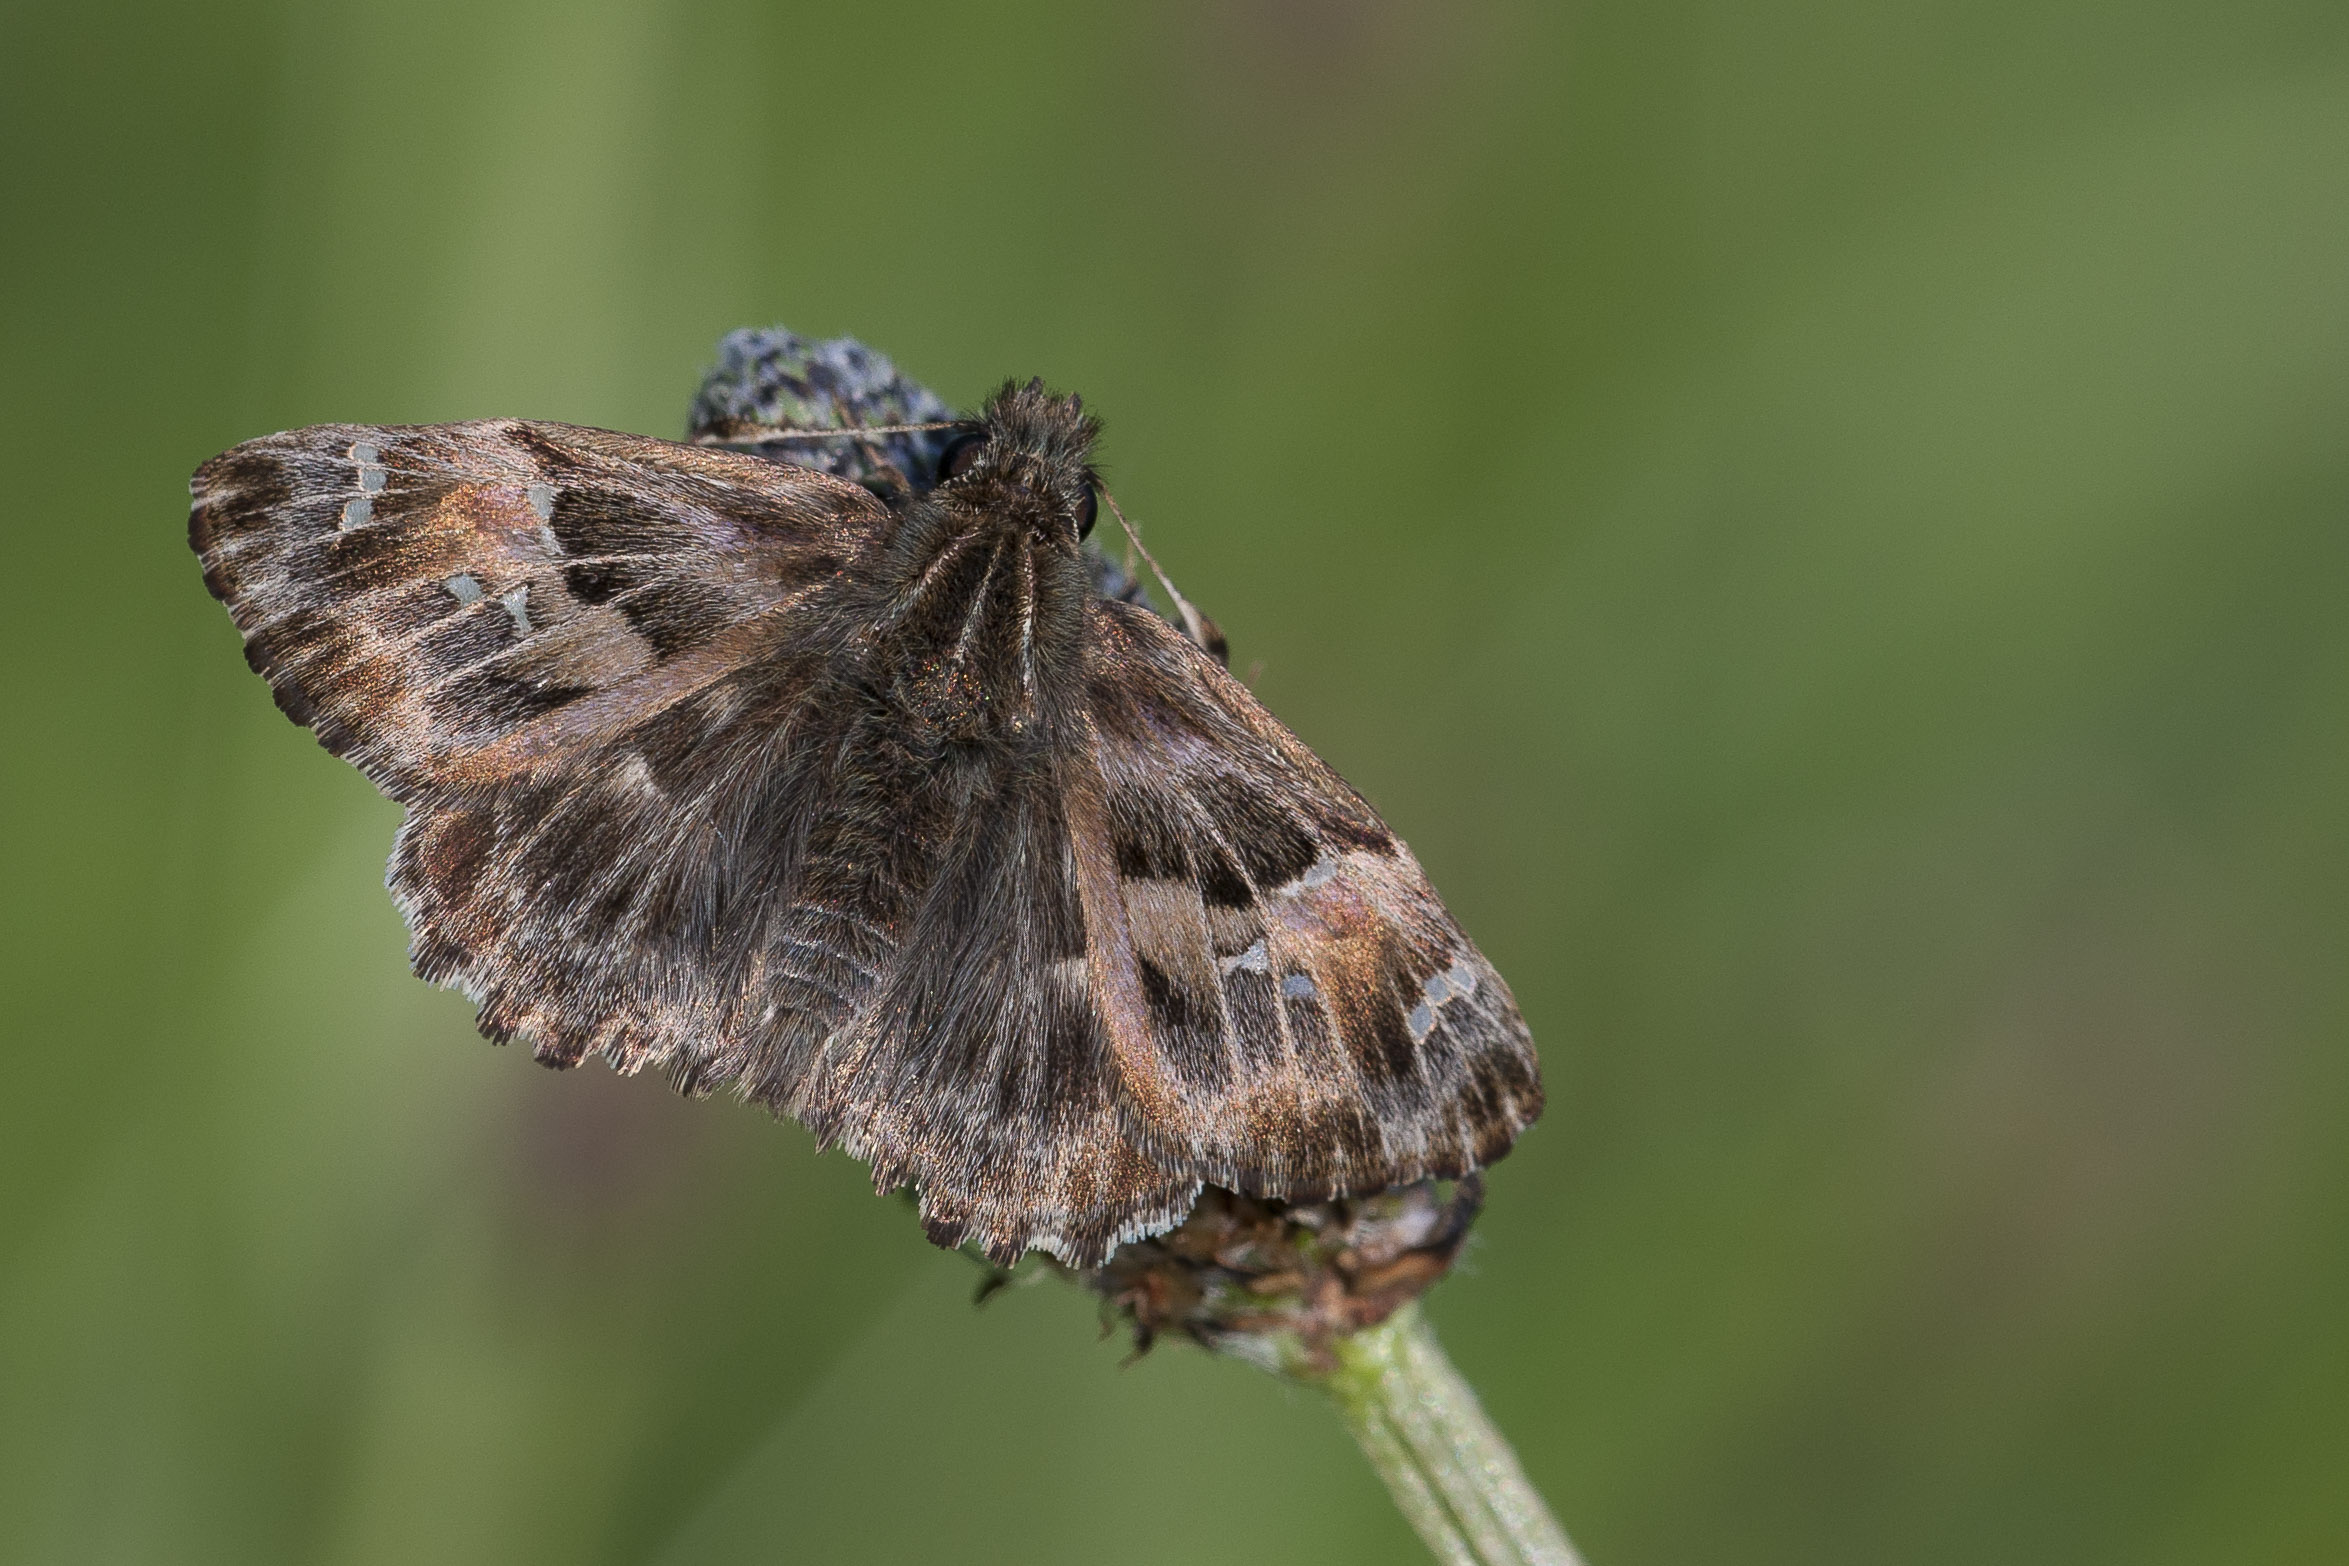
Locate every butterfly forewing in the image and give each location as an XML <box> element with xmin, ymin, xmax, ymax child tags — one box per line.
<box><xmin>1077</xmin><ymin>600</ymin><xmax>1544</xmax><ymax>1200</ymax></box>
<box><xmin>191</xmin><ymin>420</ymin><xmax>879</xmax><ymax>797</ymax></box>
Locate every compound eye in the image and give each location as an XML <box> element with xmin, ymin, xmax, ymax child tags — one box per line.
<box><xmin>1073</xmin><ymin>483</ymin><xmax>1098</xmax><ymax>540</ymax></box>
<box><xmin>936</xmin><ymin>431</ymin><xmax>986</xmax><ymax>482</ymax></box>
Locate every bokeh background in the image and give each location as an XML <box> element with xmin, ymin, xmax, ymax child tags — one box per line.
<box><xmin>5</xmin><ymin>2</ymin><xmax>2348</xmax><ymax>1561</ymax></box>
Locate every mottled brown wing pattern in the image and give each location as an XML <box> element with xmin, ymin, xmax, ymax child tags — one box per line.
<box><xmin>191</xmin><ymin>420</ymin><xmax>879</xmax><ymax>798</ymax></box>
<box><xmin>192</xmin><ymin>404</ymin><xmax>1539</xmax><ymax>1269</ymax></box>
<box><xmin>1078</xmin><ymin>599</ymin><xmax>1544</xmax><ymax>1202</ymax></box>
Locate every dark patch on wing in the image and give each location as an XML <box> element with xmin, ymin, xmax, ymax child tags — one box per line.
<box><xmin>1329</xmin><ymin>961</ymin><xmax>1418</xmax><ymax>1085</ymax></box>
<box><xmin>1138</xmin><ymin>955</ymin><xmax>1198</xmax><ymax>1031</ymax></box>
<box><xmin>635</xmin><ymin>683</ymin><xmax>740</xmax><ymax>794</ymax></box>
<box><xmin>1040</xmin><ymin>988</ymin><xmax>1111</xmax><ymax>1113</ymax></box>
<box><xmin>435</xmin><ymin>668</ymin><xmax>596</xmax><ymax>738</ymax></box>
<box><xmin>1223</xmin><ymin>967</ymin><xmax>1288</xmax><ymax>1074</ymax></box>
<box><xmin>1139</xmin><ymin>959</ymin><xmax>1230</xmax><ymax>1095</ymax></box>
<box><xmin>1109</xmin><ymin>784</ymin><xmax>1190</xmax><ymax>881</ymax></box>
<box><xmin>309</xmin><ymin>522</ymin><xmax>426</xmax><ymax>590</ymax></box>
<box><xmin>1194</xmin><ymin>836</ymin><xmax>1254</xmax><ymax>908</ymax></box>
<box><xmin>539</xmin><ymin>474</ymin><xmax>725</xmax><ymax>563</ymax></box>
<box><xmin>618</xmin><ymin>577</ymin><xmax>733</xmax><ymax>661</ymax></box>
<box><xmin>1302</xmin><ymin>797</ymin><xmax>1397</xmax><ymax>857</ymax></box>
<box><xmin>1194</xmin><ymin>772</ymin><xmax>1318</xmax><ymax>889</ymax></box>
<box><xmin>563</xmin><ymin>559</ymin><xmax>631</xmax><ymax>605</ymax></box>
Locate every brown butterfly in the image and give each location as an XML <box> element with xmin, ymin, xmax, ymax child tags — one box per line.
<box><xmin>189</xmin><ymin>375</ymin><xmax>1542</xmax><ymax>1265</ymax></box>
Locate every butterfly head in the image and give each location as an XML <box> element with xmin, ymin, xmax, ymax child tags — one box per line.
<box><xmin>932</xmin><ymin>378</ymin><xmax>1101</xmax><ymax>547</ymax></box>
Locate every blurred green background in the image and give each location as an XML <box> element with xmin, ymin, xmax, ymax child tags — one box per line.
<box><xmin>5</xmin><ymin>2</ymin><xmax>2347</xmax><ymax>1561</ymax></box>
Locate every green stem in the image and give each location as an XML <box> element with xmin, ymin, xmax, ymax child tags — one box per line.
<box><xmin>1326</xmin><ymin>1306</ymin><xmax>1585</xmax><ymax>1566</ymax></box>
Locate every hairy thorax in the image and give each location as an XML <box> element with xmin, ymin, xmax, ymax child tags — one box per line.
<box><xmin>857</xmin><ymin>409</ymin><xmax>1098</xmax><ymax>747</ymax></box>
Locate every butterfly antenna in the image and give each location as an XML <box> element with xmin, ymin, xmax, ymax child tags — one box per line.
<box><xmin>690</xmin><ymin>418</ymin><xmax>964</xmax><ymax>446</ymax></box>
<box><xmin>1113</xmin><ymin>492</ymin><xmax>1139</xmax><ymax>582</ymax></box>
<box><xmin>1101</xmin><ymin>488</ymin><xmax>1219</xmax><ymax>657</ymax></box>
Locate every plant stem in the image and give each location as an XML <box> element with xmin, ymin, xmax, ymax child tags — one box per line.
<box><xmin>1326</xmin><ymin>1306</ymin><xmax>1585</xmax><ymax>1566</ymax></box>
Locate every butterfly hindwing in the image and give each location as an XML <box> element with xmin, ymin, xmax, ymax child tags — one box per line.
<box><xmin>389</xmin><ymin>646</ymin><xmax>847</xmax><ymax>1079</ymax></box>
<box><xmin>782</xmin><ymin>754</ymin><xmax>1201</xmax><ymax>1263</ymax></box>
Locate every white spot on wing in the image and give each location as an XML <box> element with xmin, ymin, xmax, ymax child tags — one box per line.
<box><xmin>347</xmin><ymin>441</ymin><xmax>379</xmax><ymax>464</ymax></box>
<box><xmin>1280</xmin><ymin>972</ymin><xmax>1318</xmax><ymax>1000</ymax></box>
<box><xmin>499</xmin><ymin>585</ymin><xmax>532</xmax><ymax>635</ymax></box>
<box><xmin>340</xmin><ymin>496</ymin><xmax>371</xmax><ymax>530</ymax></box>
<box><xmin>1422</xmin><ymin>971</ymin><xmax>1451</xmax><ymax>1005</ymax></box>
<box><xmin>610</xmin><ymin>753</ymin><xmax>662</xmax><ymax>799</ymax></box>
<box><xmin>1299</xmin><ymin>860</ymin><xmax>1339</xmax><ymax>889</ymax></box>
<box><xmin>1407</xmin><ymin>1003</ymin><xmax>1436</xmax><ymax>1042</ymax></box>
<box><xmin>1220</xmin><ymin>938</ymin><xmax>1270</xmax><ymax>976</ymax></box>
<box><xmin>526</xmin><ymin>482</ymin><xmax>556</xmax><ymax>521</ymax></box>
<box><xmin>1443</xmin><ymin>958</ymin><xmax>1478</xmax><ymax>1000</ymax></box>
<box><xmin>444</xmin><ymin>573</ymin><xmax>483</xmax><ymax>604</ymax></box>
<box><xmin>357</xmin><ymin>465</ymin><xmax>387</xmax><ymax>493</ymax></box>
